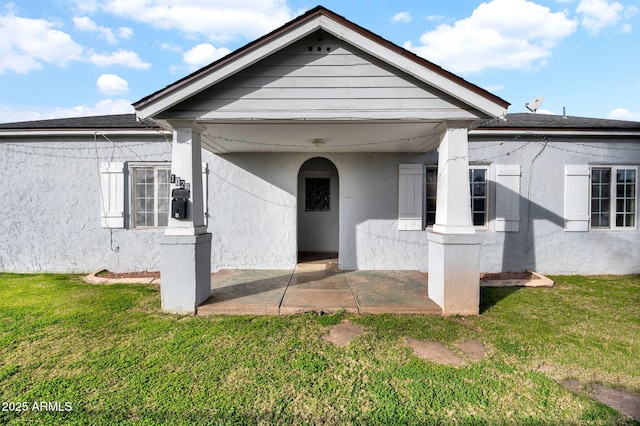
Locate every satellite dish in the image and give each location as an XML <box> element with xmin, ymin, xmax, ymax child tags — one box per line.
<box><xmin>526</xmin><ymin>96</ymin><xmax>544</xmax><ymax>113</ymax></box>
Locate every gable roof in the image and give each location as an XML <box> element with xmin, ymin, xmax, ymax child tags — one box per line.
<box><xmin>134</xmin><ymin>6</ymin><xmax>509</xmax><ymax>120</ymax></box>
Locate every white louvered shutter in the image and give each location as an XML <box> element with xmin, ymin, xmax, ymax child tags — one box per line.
<box><xmin>495</xmin><ymin>165</ymin><xmax>521</xmax><ymax>232</ymax></box>
<box><xmin>398</xmin><ymin>164</ymin><xmax>424</xmax><ymax>231</ymax></box>
<box><xmin>99</xmin><ymin>162</ymin><xmax>125</xmax><ymax>228</ymax></box>
<box><xmin>564</xmin><ymin>165</ymin><xmax>590</xmax><ymax>232</ymax></box>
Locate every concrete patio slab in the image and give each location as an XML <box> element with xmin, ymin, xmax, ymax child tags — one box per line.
<box><xmin>347</xmin><ymin>270</ymin><xmax>441</xmax><ymax>314</ymax></box>
<box><xmin>197</xmin><ymin>263</ymin><xmax>442</xmax><ymax>316</ymax></box>
<box><xmin>197</xmin><ymin>269</ymin><xmax>292</xmax><ymax>315</ymax></box>
<box><xmin>280</xmin><ymin>268</ymin><xmax>358</xmax><ymax>314</ymax></box>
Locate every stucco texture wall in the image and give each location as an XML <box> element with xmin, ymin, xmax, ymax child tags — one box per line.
<box><xmin>469</xmin><ymin>138</ymin><xmax>640</xmax><ymax>275</ymax></box>
<box><xmin>1</xmin><ymin>135</ymin><xmax>638</xmax><ymax>275</ymax></box>
<box><xmin>0</xmin><ymin>136</ymin><xmax>172</xmax><ymax>273</ymax></box>
<box><xmin>206</xmin><ymin>152</ymin><xmax>434</xmax><ymax>272</ymax></box>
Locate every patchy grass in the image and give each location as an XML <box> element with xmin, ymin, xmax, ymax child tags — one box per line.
<box><xmin>0</xmin><ymin>273</ymin><xmax>639</xmax><ymax>425</ymax></box>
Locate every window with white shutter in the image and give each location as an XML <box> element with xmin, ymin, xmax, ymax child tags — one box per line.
<box><xmin>99</xmin><ymin>161</ymin><xmax>209</xmax><ymax>230</ymax></box>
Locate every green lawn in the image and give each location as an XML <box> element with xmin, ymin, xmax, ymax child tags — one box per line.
<box><xmin>1</xmin><ymin>273</ymin><xmax>639</xmax><ymax>425</ymax></box>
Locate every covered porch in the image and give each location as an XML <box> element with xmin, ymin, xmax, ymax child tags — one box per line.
<box><xmin>199</xmin><ymin>257</ymin><xmax>441</xmax><ymax>315</ymax></box>
<box><xmin>133</xmin><ymin>7</ymin><xmax>509</xmax><ymax>317</ymax></box>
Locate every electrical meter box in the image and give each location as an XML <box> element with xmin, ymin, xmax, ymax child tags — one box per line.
<box><xmin>171</xmin><ymin>188</ymin><xmax>190</xmax><ymax>219</ymax></box>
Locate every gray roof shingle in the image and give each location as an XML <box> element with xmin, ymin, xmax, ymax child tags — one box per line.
<box><xmin>479</xmin><ymin>113</ymin><xmax>640</xmax><ymax>130</ymax></box>
<box><xmin>0</xmin><ymin>114</ymin><xmax>157</xmax><ymax>130</ymax></box>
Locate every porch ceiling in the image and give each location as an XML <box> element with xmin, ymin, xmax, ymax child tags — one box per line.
<box><xmin>196</xmin><ymin>120</ymin><xmax>450</xmax><ymax>153</ymax></box>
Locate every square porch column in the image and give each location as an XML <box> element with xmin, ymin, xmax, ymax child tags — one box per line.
<box><xmin>160</xmin><ymin>122</ymin><xmax>211</xmax><ymax>314</ymax></box>
<box><xmin>428</xmin><ymin>123</ymin><xmax>482</xmax><ymax>315</ymax></box>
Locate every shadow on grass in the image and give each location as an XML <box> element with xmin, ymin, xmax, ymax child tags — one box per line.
<box><xmin>480</xmin><ymin>287</ymin><xmax>521</xmax><ymax>314</ymax></box>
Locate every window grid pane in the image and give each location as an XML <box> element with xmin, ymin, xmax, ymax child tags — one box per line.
<box><xmin>469</xmin><ymin>168</ymin><xmax>487</xmax><ymax>226</ymax></box>
<box><xmin>615</xmin><ymin>169</ymin><xmax>636</xmax><ymax>227</ymax></box>
<box><xmin>156</xmin><ymin>169</ymin><xmax>171</xmax><ymax>227</ymax></box>
<box><xmin>133</xmin><ymin>166</ymin><xmax>171</xmax><ymax>228</ymax></box>
<box><xmin>425</xmin><ymin>168</ymin><xmax>438</xmax><ymax>226</ymax></box>
<box><xmin>591</xmin><ymin>168</ymin><xmax>611</xmax><ymax>228</ymax></box>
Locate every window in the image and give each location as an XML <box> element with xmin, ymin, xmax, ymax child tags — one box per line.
<box><xmin>424</xmin><ymin>166</ymin><xmax>488</xmax><ymax>227</ymax></box>
<box><xmin>132</xmin><ymin>165</ymin><xmax>171</xmax><ymax>228</ymax></box>
<box><xmin>425</xmin><ymin>168</ymin><xmax>438</xmax><ymax>227</ymax></box>
<box><xmin>305</xmin><ymin>177</ymin><xmax>331</xmax><ymax>211</ymax></box>
<box><xmin>591</xmin><ymin>166</ymin><xmax>637</xmax><ymax>229</ymax></box>
<box><xmin>470</xmin><ymin>168</ymin><xmax>488</xmax><ymax>226</ymax></box>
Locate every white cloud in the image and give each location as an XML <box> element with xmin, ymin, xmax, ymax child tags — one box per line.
<box><xmin>183</xmin><ymin>43</ymin><xmax>231</xmax><ymax>69</ymax></box>
<box><xmin>392</xmin><ymin>12</ymin><xmax>412</xmax><ymax>24</ymax></box>
<box><xmin>620</xmin><ymin>23</ymin><xmax>633</xmax><ymax>33</ymax></box>
<box><xmin>159</xmin><ymin>42</ymin><xmax>182</xmax><ymax>52</ymax></box>
<box><xmin>404</xmin><ymin>0</ymin><xmax>577</xmax><ymax>74</ymax></box>
<box><xmin>88</xmin><ymin>49</ymin><xmax>151</xmax><ymax>69</ymax></box>
<box><xmin>0</xmin><ymin>99</ymin><xmax>134</xmax><ymax>123</ymax></box>
<box><xmin>577</xmin><ymin>0</ymin><xmax>624</xmax><ymax>35</ymax></box>
<box><xmin>70</xmin><ymin>0</ymin><xmax>101</xmax><ymax>14</ymax></box>
<box><xmin>607</xmin><ymin>107</ymin><xmax>640</xmax><ymax>121</ymax></box>
<box><xmin>118</xmin><ymin>26</ymin><xmax>133</xmax><ymax>39</ymax></box>
<box><xmin>74</xmin><ymin>0</ymin><xmax>294</xmax><ymax>42</ymax></box>
<box><xmin>0</xmin><ymin>12</ymin><xmax>84</xmax><ymax>73</ymax></box>
<box><xmin>96</xmin><ymin>73</ymin><xmax>129</xmax><ymax>95</ymax></box>
<box><xmin>56</xmin><ymin>98</ymin><xmax>135</xmax><ymax>118</ymax></box>
<box><xmin>73</xmin><ymin>16</ymin><xmax>133</xmax><ymax>44</ymax></box>
<box><xmin>0</xmin><ymin>10</ymin><xmax>145</xmax><ymax>74</ymax></box>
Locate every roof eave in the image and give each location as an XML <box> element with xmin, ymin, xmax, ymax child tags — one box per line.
<box><xmin>470</xmin><ymin>128</ymin><xmax>640</xmax><ymax>137</ymax></box>
<box><xmin>0</xmin><ymin>129</ymin><xmax>170</xmax><ymax>138</ymax></box>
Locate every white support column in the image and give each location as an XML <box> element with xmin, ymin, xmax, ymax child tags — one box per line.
<box><xmin>160</xmin><ymin>122</ymin><xmax>211</xmax><ymax>314</ymax></box>
<box><xmin>428</xmin><ymin>123</ymin><xmax>482</xmax><ymax>316</ymax></box>
<box><xmin>166</xmin><ymin>124</ymin><xmax>207</xmax><ymax>236</ymax></box>
<box><xmin>432</xmin><ymin>125</ymin><xmax>475</xmax><ymax>235</ymax></box>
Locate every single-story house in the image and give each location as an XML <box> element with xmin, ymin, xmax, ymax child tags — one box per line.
<box><xmin>1</xmin><ymin>7</ymin><xmax>638</xmax><ymax>315</ymax></box>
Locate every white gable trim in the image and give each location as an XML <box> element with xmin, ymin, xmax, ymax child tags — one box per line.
<box><xmin>319</xmin><ymin>17</ymin><xmax>506</xmax><ymax>119</ymax></box>
<box><xmin>136</xmin><ymin>17</ymin><xmax>323</xmax><ymax>120</ymax></box>
<box><xmin>136</xmin><ymin>10</ymin><xmax>507</xmax><ymax>121</ymax></box>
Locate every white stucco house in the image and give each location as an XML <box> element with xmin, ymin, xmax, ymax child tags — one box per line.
<box><xmin>1</xmin><ymin>7</ymin><xmax>639</xmax><ymax>315</ymax></box>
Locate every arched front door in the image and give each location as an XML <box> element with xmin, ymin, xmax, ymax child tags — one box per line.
<box><xmin>297</xmin><ymin>157</ymin><xmax>339</xmax><ymax>262</ymax></box>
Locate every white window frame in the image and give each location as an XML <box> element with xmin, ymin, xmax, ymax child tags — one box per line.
<box><xmin>590</xmin><ymin>165</ymin><xmax>638</xmax><ymax>231</ymax></box>
<box><xmin>129</xmin><ymin>162</ymin><xmax>172</xmax><ymax>229</ymax></box>
<box><xmin>423</xmin><ymin>165</ymin><xmax>489</xmax><ymax>229</ymax></box>
<box><xmin>425</xmin><ymin>166</ymin><xmax>438</xmax><ymax>228</ymax></box>
<box><xmin>469</xmin><ymin>166</ymin><xmax>489</xmax><ymax>229</ymax></box>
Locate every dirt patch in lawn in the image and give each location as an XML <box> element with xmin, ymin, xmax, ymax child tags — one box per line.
<box><xmin>480</xmin><ymin>271</ymin><xmax>540</xmax><ymax>281</ymax></box>
<box><xmin>322</xmin><ymin>320</ymin><xmax>364</xmax><ymax>347</ymax></box>
<box><xmin>96</xmin><ymin>270</ymin><xmax>160</xmax><ymax>279</ymax></box>
<box><xmin>406</xmin><ymin>340</ymin><xmax>464</xmax><ymax>366</ymax></box>
<box><xmin>456</xmin><ymin>340</ymin><xmax>489</xmax><ymax>362</ymax></box>
<box><xmin>561</xmin><ymin>379</ymin><xmax>640</xmax><ymax>421</ymax></box>
<box><xmin>406</xmin><ymin>339</ymin><xmax>490</xmax><ymax>366</ymax></box>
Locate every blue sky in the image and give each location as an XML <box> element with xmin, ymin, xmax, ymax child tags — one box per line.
<box><xmin>0</xmin><ymin>0</ymin><xmax>638</xmax><ymax>123</ymax></box>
